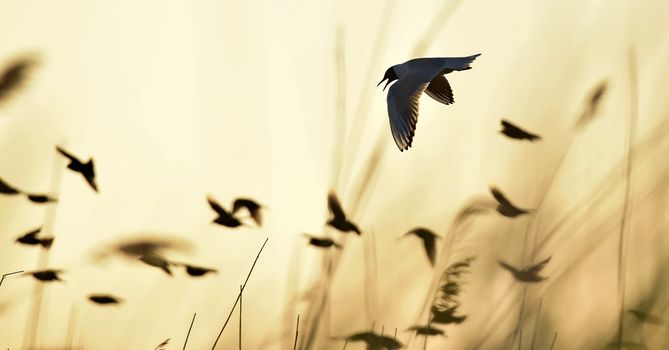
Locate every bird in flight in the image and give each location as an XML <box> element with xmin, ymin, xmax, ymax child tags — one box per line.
<box><xmin>327</xmin><ymin>192</ymin><xmax>360</xmax><ymax>235</ymax></box>
<box><xmin>489</xmin><ymin>185</ymin><xmax>531</xmax><ymax>218</ymax></box>
<box><xmin>138</xmin><ymin>254</ymin><xmax>173</xmax><ymax>275</ymax></box>
<box><xmin>303</xmin><ymin>234</ymin><xmax>342</xmax><ymax>249</ymax></box>
<box><xmin>231</xmin><ymin>198</ymin><xmax>264</xmax><ymax>226</ymax></box>
<box><xmin>498</xmin><ymin>256</ymin><xmax>552</xmax><ymax>283</ymax></box>
<box><xmin>27</xmin><ymin>269</ymin><xmax>64</xmax><ymax>282</ymax></box>
<box><xmin>401</xmin><ymin>227</ymin><xmax>440</xmax><ymax>266</ymax></box>
<box><xmin>378</xmin><ymin>54</ymin><xmax>481</xmax><ymax>151</ymax></box>
<box><xmin>25</xmin><ymin>193</ymin><xmax>58</xmax><ymax>204</ymax></box>
<box><xmin>0</xmin><ymin>55</ymin><xmax>38</xmax><ymax>105</ymax></box>
<box><xmin>15</xmin><ymin>227</ymin><xmax>53</xmax><ymax>249</ymax></box>
<box><xmin>56</xmin><ymin>146</ymin><xmax>98</xmax><ymax>192</ymax></box>
<box><xmin>406</xmin><ymin>325</ymin><xmax>445</xmax><ymax>336</ymax></box>
<box><xmin>207</xmin><ymin>195</ymin><xmax>244</xmax><ymax>228</ymax></box>
<box><xmin>339</xmin><ymin>331</ymin><xmax>403</xmax><ymax>350</ymax></box>
<box><xmin>0</xmin><ymin>177</ymin><xmax>21</xmax><ymax>195</ymax></box>
<box><xmin>431</xmin><ymin>305</ymin><xmax>467</xmax><ymax>325</ymax></box>
<box><xmin>89</xmin><ymin>294</ymin><xmax>123</xmax><ymax>305</ymax></box>
<box><xmin>174</xmin><ymin>263</ymin><xmax>218</xmax><ymax>277</ymax></box>
<box><xmin>500</xmin><ymin>119</ymin><xmax>541</xmax><ymax>141</ymax></box>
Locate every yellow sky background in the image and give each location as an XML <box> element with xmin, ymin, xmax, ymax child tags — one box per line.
<box><xmin>1</xmin><ymin>0</ymin><xmax>669</xmax><ymax>349</ymax></box>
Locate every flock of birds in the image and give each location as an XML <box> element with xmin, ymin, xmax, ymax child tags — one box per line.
<box><xmin>3</xmin><ymin>49</ymin><xmax>655</xmax><ymax>350</ymax></box>
<box><xmin>0</xmin><ymin>52</ymin><xmax>557</xmax><ymax>348</ymax></box>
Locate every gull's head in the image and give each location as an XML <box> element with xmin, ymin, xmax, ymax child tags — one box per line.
<box><xmin>377</xmin><ymin>66</ymin><xmax>398</xmax><ymax>91</ymax></box>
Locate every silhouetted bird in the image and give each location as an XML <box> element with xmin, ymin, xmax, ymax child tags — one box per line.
<box><xmin>28</xmin><ymin>269</ymin><xmax>63</xmax><ymax>282</ymax></box>
<box><xmin>56</xmin><ymin>146</ymin><xmax>98</xmax><ymax>192</ymax></box>
<box><xmin>154</xmin><ymin>338</ymin><xmax>170</xmax><ymax>350</ymax></box>
<box><xmin>431</xmin><ymin>305</ymin><xmax>467</xmax><ymax>325</ymax></box>
<box><xmin>499</xmin><ymin>256</ymin><xmax>551</xmax><ymax>283</ymax></box>
<box><xmin>89</xmin><ymin>294</ymin><xmax>122</xmax><ymax>305</ymax></box>
<box><xmin>0</xmin><ymin>56</ymin><xmax>37</xmax><ymax>105</ymax></box>
<box><xmin>177</xmin><ymin>263</ymin><xmax>217</xmax><ymax>277</ymax></box>
<box><xmin>139</xmin><ymin>254</ymin><xmax>172</xmax><ymax>275</ymax></box>
<box><xmin>402</xmin><ymin>227</ymin><xmax>440</xmax><ymax>266</ymax></box>
<box><xmin>25</xmin><ymin>194</ymin><xmax>57</xmax><ymax>204</ymax></box>
<box><xmin>15</xmin><ymin>227</ymin><xmax>53</xmax><ymax>249</ymax></box>
<box><xmin>207</xmin><ymin>195</ymin><xmax>243</xmax><ymax>228</ymax></box>
<box><xmin>342</xmin><ymin>331</ymin><xmax>403</xmax><ymax>350</ymax></box>
<box><xmin>0</xmin><ymin>177</ymin><xmax>21</xmax><ymax>195</ymax></box>
<box><xmin>378</xmin><ymin>54</ymin><xmax>481</xmax><ymax>151</ymax></box>
<box><xmin>304</xmin><ymin>234</ymin><xmax>342</xmax><ymax>249</ymax></box>
<box><xmin>327</xmin><ymin>192</ymin><xmax>360</xmax><ymax>234</ymax></box>
<box><xmin>628</xmin><ymin>310</ymin><xmax>663</xmax><ymax>324</ymax></box>
<box><xmin>232</xmin><ymin>198</ymin><xmax>264</xmax><ymax>226</ymax></box>
<box><xmin>500</xmin><ymin>120</ymin><xmax>541</xmax><ymax>141</ymax></box>
<box><xmin>489</xmin><ymin>186</ymin><xmax>531</xmax><ymax>218</ymax></box>
<box><xmin>406</xmin><ymin>325</ymin><xmax>445</xmax><ymax>336</ymax></box>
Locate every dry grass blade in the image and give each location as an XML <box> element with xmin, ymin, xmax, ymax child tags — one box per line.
<box><xmin>183</xmin><ymin>313</ymin><xmax>196</xmax><ymax>350</ymax></box>
<box><xmin>0</xmin><ymin>270</ymin><xmax>23</xmax><ymax>287</ymax></box>
<box><xmin>293</xmin><ymin>314</ymin><xmax>300</xmax><ymax>350</ymax></box>
<box><xmin>616</xmin><ymin>46</ymin><xmax>638</xmax><ymax>349</ymax></box>
<box><xmin>211</xmin><ymin>237</ymin><xmax>269</xmax><ymax>349</ymax></box>
<box><xmin>430</xmin><ymin>257</ymin><xmax>474</xmax><ymax>325</ymax></box>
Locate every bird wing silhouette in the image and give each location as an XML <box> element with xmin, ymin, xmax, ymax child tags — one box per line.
<box><xmin>327</xmin><ymin>192</ymin><xmax>347</xmax><ymax>220</ymax></box>
<box><xmin>387</xmin><ymin>73</ymin><xmax>429</xmax><ymax>151</ymax></box>
<box><xmin>0</xmin><ymin>177</ymin><xmax>20</xmax><ymax>194</ymax></box>
<box><xmin>207</xmin><ymin>196</ymin><xmax>228</xmax><ymax>216</ymax></box>
<box><xmin>232</xmin><ymin>198</ymin><xmax>262</xmax><ymax>225</ymax></box>
<box><xmin>425</xmin><ymin>75</ymin><xmax>454</xmax><ymax>105</ymax></box>
<box><xmin>490</xmin><ymin>186</ymin><xmax>515</xmax><ymax>208</ymax></box>
<box><xmin>501</xmin><ymin>119</ymin><xmax>540</xmax><ymax>140</ymax></box>
<box><xmin>527</xmin><ymin>256</ymin><xmax>552</xmax><ymax>275</ymax></box>
<box><xmin>55</xmin><ymin>146</ymin><xmax>79</xmax><ymax>164</ymax></box>
<box><xmin>422</xmin><ymin>236</ymin><xmax>437</xmax><ymax>266</ymax></box>
<box><xmin>498</xmin><ymin>260</ymin><xmax>520</xmax><ymax>275</ymax></box>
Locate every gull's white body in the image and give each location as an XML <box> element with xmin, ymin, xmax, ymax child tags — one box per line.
<box><xmin>382</xmin><ymin>54</ymin><xmax>481</xmax><ymax>151</ymax></box>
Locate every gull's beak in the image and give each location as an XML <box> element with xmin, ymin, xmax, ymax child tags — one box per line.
<box><xmin>377</xmin><ymin>78</ymin><xmax>386</xmax><ymax>88</ymax></box>
<box><xmin>382</xmin><ymin>80</ymin><xmax>392</xmax><ymax>91</ymax></box>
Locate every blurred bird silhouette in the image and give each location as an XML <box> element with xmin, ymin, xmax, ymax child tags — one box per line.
<box><xmin>401</xmin><ymin>227</ymin><xmax>440</xmax><ymax>266</ymax></box>
<box><xmin>174</xmin><ymin>263</ymin><xmax>217</xmax><ymax>277</ymax></box>
<box><xmin>500</xmin><ymin>120</ymin><xmax>541</xmax><ymax>141</ymax></box>
<box><xmin>304</xmin><ymin>234</ymin><xmax>342</xmax><ymax>249</ymax></box>
<box><xmin>406</xmin><ymin>325</ymin><xmax>445</xmax><ymax>336</ymax></box>
<box><xmin>489</xmin><ymin>186</ymin><xmax>531</xmax><ymax>217</ymax></box>
<box><xmin>27</xmin><ymin>269</ymin><xmax>64</xmax><ymax>282</ymax></box>
<box><xmin>56</xmin><ymin>146</ymin><xmax>98</xmax><ymax>192</ymax></box>
<box><xmin>0</xmin><ymin>55</ymin><xmax>37</xmax><ymax>105</ymax></box>
<box><xmin>340</xmin><ymin>331</ymin><xmax>403</xmax><ymax>350</ymax></box>
<box><xmin>0</xmin><ymin>177</ymin><xmax>21</xmax><ymax>195</ymax></box>
<box><xmin>154</xmin><ymin>338</ymin><xmax>170</xmax><ymax>350</ymax></box>
<box><xmin>378</xmin><ymin>54</ymin><xmax>481</xmax><ymax>151</ymax></box>
<box><xmin>207</xmin><ymin>195</ymin><xmax>244</xmax><ymax>228</ymax></box>
<box><xmin>628</xmin><ymin>309</ymin><xmax>663</xmax><ymax>324</ymax></box>
<box><xmin>139</xmin><ymin>254</ymin><xmax>172</xmax><ymax>275</ymax></box>
<box><xmin>431</xmin><ymin>305</ymin><xmax>467</xmax><ymax>325</ymax></box>
<box><xmin>25</xmin><ymin>193</ymin><xmax>58</xmax><ymax>204</ymax></box>
<box><xmin>89</xmin><ymin>294</ymin><xmax>123</xmax><ymax>305</ymax></box>
<box><xmin>15</xmin><ymin>227</ymin><xmax>53</xmax><ymax>249</ymax></box>
<box><xmin>499</xmin><ymin>256</ymin><xmax>551</xmax><ymax>283</ymax></box>
<box><xmin>327</xmin><ymin>192</ymin><xmax>360</xmax><ymax>234</ymax></box>
<box><xmin>231</xmin><ymin>198</ymin><xmax>264</xmax><ymax>226</ymax></box>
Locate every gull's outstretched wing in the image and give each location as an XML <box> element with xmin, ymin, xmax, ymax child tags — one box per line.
<box><xmin>425</xmin><ymin>75</ymin><xmax>454</xmax><ymax>105</ymax></box>
<box><xmin>387</xmin><ymin>73</ymin><xmax>429</xmax><ymax>151</ymax></box>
